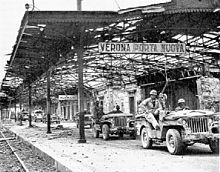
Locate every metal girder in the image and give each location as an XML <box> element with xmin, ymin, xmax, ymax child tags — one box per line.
<box><xmin>1</xmin><ymin>3</ymin><xmax>219</xmax><ymax>103</ymax></box>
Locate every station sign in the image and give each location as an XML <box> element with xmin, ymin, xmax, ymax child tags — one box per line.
<box><xmin>58</xmin><ymin>95</ymin><xmax>77</xmax><ymax>101</ymax></box>
<box><xmin>99</xmin><ymin>42</ymin><xmax>186</xmax><ymax>54</ymax></box>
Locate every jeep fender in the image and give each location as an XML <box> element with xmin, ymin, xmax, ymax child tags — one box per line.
<box><xmin>135</xmin><ymin>118</ymin><xmax>146</xmax><ymax>136</ymax></box>
<box><xmin>162</xmin><ymin>125</ymin><xmax>184</xmax><ymax>139</ymax></box>
<box><xmin>138</xmin><ymin>121</ymin><xmax>152</xmax><ymax>136</ymax></box>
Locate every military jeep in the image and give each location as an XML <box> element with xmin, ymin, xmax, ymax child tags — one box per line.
<box><xmin>92</xmin><ymin>112</ymin><xmax>136</xmax><ymax>140</ymax></box>
<box><xmin>135</xmin><ymin>110</ymin><xmax>219</xmax><ymax>155</ymax></box>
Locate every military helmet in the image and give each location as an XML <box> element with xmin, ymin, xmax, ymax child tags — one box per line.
<box><xmin>178</xmin><ymin>98</ymin><xmax>185</xmax><ymax>104</ymax></box>
<box><xmin>150</xmin><ymin>90</ymin><xmax>157</xmax><ymax>96</ymax></box>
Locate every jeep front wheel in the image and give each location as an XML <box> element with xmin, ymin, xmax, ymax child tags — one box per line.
<box><xmin>209</xmin><ymin>139</ymin><xmax>219</xmax><ymax>154</ymax></box>
<box><xmin>166</xmin><ymin>129</ymin><xmax>183</xmax><ymax>155</ymax></box>
<box><xmin>102</xmin><ymin>124</ymin><xmax>110</xmax><ymax>140</ymax></box>
<box><xmin>141</xmin><ymin>127</ymin><xmax>152</xmax><ymax>149</ymax></box>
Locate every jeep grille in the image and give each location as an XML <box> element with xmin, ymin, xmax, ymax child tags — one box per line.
<box><xmin>186</xmin><ymin>117</ymin><xmax>209</xmax><ymax>133</ymax></box>
<box><xmin>114</xmin><ymin>117</ymin><xmax>127</xmax><ymax>127</ymax></box>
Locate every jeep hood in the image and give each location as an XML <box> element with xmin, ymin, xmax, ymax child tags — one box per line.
<box><xmin>165</xmin><ymin>110</ymin><xmax>218</xmax><ymax>120</ymax></box>
<box><xmin>102</xmin><ymin>113</ymin><xmax>134</xmax><ymax>119</ymax></box>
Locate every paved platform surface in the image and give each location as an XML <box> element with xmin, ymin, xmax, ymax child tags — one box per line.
<box><xmin>1</xmin><ymin>120</ymin><xmax>219</xmax><ymax>172</ymax></box>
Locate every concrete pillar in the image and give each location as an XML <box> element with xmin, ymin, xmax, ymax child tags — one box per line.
<box><xmin>70</xmin><ymin>101</ymin><xmax>73</xmax><ymax>120</ymax></box>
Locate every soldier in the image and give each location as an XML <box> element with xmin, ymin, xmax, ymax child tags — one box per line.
<box><xmin>158</xmin><ymin>93</ymin><xmax>167</xmax><ymax>110</ymax></box>
<box><xmin>175</xmin><ymin>99</ymin><xmax>190</xmax><ymax>111</ymax></box>
<box><xmin>93</xmin><ymin>101</ymin><xmax>104</xmax><ymax>122</ymax></box>
<box><xmin>138</xmin><ymin>90</ymin><xmax>161</xmax><ymax>130</ymax></box>
<box><xmin>115</xmin><ymin>105</ymin><xmax>123</xmax><ymax>113</ymax></box>
<box><xmin>108</xmin><ymin>104</ymin><xmax>123</xmax><ymax>114</ymax></box>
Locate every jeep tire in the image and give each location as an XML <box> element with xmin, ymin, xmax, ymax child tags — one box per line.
<box><xmin>93</xmin><ymin>125</ymin><xmax>99</xmax><ymax>138</ymax></box>
<box><xmin>209</xmin><ymin>139</ymin><xmax>219</xmax><ymax>154</ymax></box>
<box><xmin>166</xmin><ymin>129</ymin><xmax>183</xmax><ymax>155</ymax></box>
<box><xmin>102</xmin><ymin>124</ymin><xmax>110</xmax><ymax>140</ymax></box>
<box><xmin>141</xmin><ymin>127</ymin><xmax>152</xmax><ymax>149</ymax></box>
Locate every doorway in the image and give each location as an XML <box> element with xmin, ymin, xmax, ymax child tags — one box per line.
<box><xmin>129</xmin><ymin>97</ymin><xmax>135</xmax><ymax>114</ymax></box>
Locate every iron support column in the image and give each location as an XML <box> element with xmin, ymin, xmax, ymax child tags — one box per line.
<box><xmin>77</xmin><ymin>0</ymin><xmax>86</xmax><ymax>143</ymax></box>
<box><xmin>77</xmin><ymin>27</ymin><xmax>86</xmax><ymax>143</ymax></box>
<box><xmin>77</xmin><ymin>0</ymin><xmax>82</xmax><ymax>11</ymax></box>
<box><xmin>47</xmin><ymin>69</ymin><xmax>52</xmax><ymax>134</ymax></box>
<box><xmin>14</xmin><ymin>97</ymin><xmax>17</xmax><ymax>122</ymax></box>
<box><xmin>19</xmin><ymin>92</ymin><xmax>22</xmax><ymax>125</ymax></box>
<box><xmin>28</xmin><ymin>83</ymin><xmax>32</xmax><ymax>127</ymax></box>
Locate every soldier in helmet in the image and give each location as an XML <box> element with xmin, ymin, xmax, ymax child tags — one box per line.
<box><xmin>138</xmin><ymin>90</ymin><xmax>162</xmax><ymax>130</ymax></box>
<box><xmin>93</xmin><ymin>101</ymin><xmax>104</xmax><ymax>122</ymax></box>
<box><xmin>175</xmin><ymin>98</ymin><xmax>190</xmax><ymax>111</ymax></box>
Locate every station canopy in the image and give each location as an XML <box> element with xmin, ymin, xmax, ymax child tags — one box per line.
<box><xmin>1</xmin><ymin>0</ymin><xmax>220</xmax><ymax>100</ymax></box>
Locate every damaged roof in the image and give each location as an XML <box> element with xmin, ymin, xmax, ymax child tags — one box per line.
<box><xmin>1</xmin><ymin>0</ymin><xmax>220</xmax><ymax>100</ymax></box>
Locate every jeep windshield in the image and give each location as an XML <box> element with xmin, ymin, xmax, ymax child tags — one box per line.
<box><xmin>165</xmin><ymin>110</ymin><xmax>216</xmax><ymax>120</ymax></box>
<box><xmin>102</xmin><ymin>113</ymin><xmax>134</xmax><ymax>119</ymax></box>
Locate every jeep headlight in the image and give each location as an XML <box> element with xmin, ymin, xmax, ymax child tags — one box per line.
<box><xmin>177</xmin><ymin>118</ymin><xmax>183</xmax><ymax>124</ymax></box>
<box><xmin>182</xmin><ymin>119</ymin><xmax>187</xmax><ymax>126</ymax></box>
<box><xmin>208</xmin><ymin>118</ymin><xmax>213</xmax><ymax>124</ymax></box>
<box><xmin>110</xmin><ymin>118</ymin><xmax>115</xmax><ymax>127</ymax></box>
<box><xmin>181</xmin><ymin>119</ymin><xmax>188</xmax><ymax>128</ymax></box>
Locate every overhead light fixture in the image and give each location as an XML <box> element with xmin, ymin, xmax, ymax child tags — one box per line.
<box><xmin>160</xmin><ymin>31</ymin><xmax>166</xmax><ymax>35</ymax></box>
<box><xmin>25</xmin><ymin>3</ymin><xmax>30</xmax><ymax>11</ymax></box>
<box><xmin>38</xmin><ymin>24</ymin><xmax>46</xmax><ymax>28</ymax></box>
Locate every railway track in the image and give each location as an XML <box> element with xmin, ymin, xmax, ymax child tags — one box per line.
<box><xmin>0</xmin><ymin>127</ymin><xmax>56</xmax><ymax>172</ymax></box>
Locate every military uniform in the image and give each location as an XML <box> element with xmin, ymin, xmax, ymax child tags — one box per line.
<box><xmin>138</xmin><ymin>97</ymin><xmax>162</xmax><ymax>129</ymax></box>
<box><xmin>175</xmin><ymin>99</ymin><xmax>190</xmax><ymax>111</ymax></box>
<box><xmin>175</xmin><ymin>106</ymin><xmax>190</xmax><ymax>111</ymax></box>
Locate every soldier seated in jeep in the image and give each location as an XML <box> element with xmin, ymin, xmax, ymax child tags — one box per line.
<box><xmin>138</xmin><ymin>90</ymin><xmax>162</xmax><ymax>130</ymax></box>
<box><xmin>175</xmin><ymin>98</ymin><xmax>190</xmax><ymax>111</ymax></box>
<box><xmin>136</xmin><ymin>101</ymin><xmax>220</xmax><ymax>155</ymax></box>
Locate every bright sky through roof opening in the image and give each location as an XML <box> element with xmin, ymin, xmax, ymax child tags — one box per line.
<box><xmin>0</xmin><ymin>0</ymin><xmax>169</xmax><ymax>84</ymax></box>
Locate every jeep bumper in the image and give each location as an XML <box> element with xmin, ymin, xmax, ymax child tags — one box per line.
<box><xmin>110</xmin><ymin>127</ymin><xmax>136</xmax><ymax>135</ymax></box>
<box><xmin>182</xmin><ymin>133</ymin><xmax>219</xmax><ymax>144</ymax></box>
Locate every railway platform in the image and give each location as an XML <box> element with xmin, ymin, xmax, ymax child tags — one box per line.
<box><xmin>1</xmin><ymin>121</ymin><xmax>96</xmax><ymax>172</ymax></box>
<box><xmin>0</xmin><ymin>120</ymin><xmax>218</xmax><ymax>172</ymax></box>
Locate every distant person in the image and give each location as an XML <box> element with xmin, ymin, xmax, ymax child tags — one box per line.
<box><xmin>175</xmin><ymin>99</ymin><xmax>190</xmax><ymax>111</ymax></box>
<box><xmin>108</xmin><ymin>104</ymin><xmax>123</xmax><ymax>114</ymax></box>
<box><xmin>115</xmin><ymin>105</ymin><xmax>123</xmax><ymax>113</ymax></box>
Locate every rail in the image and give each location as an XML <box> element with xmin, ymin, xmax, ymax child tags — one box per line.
<box><xmin>0</xmin><ymin>130</ymin><xmax>29</xmax><ymax>172</ymax></box>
